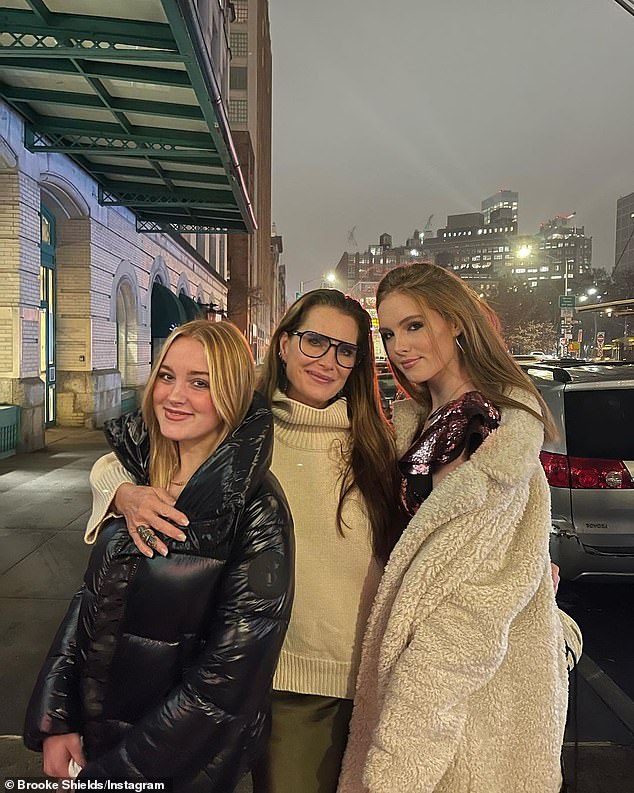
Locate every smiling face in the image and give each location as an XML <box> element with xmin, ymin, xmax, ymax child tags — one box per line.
<box><xmin>279</xmin><ymin>305</ymin><xmax>360</xmax><ymax>408</ymax></box>
<box><xmin>378</xmin><ymin>291</ymin><xmax>461</xmax><ymax>389</ymax></box>
<box><xmin>152</xmin><ymin>336</ymin><xmax>222</xmax><ymax>452</ymax></box>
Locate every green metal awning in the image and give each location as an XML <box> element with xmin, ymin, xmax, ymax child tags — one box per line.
<box><xmin>152</xmin><ymin>282</ymin><xmax>187</xmax><ymax>337</ymax></box>
<box><xmin>0</xmin><ymin>0</ymin><xmax>255</xmax><ymax>234</ymax></box>
<box><xmin>178</xmin><ymin>291</ymin><xmax>204</xmax><ymax>320</ymax></box>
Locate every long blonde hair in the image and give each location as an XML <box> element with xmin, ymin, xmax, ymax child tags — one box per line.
<box><xmin>376</xmin><ymin>263</ymin><xmax>556</xmax><ymax>440</ymax></box>
<box><xmin>258</xmin><ymin>289</ymin><xmax>407</xmax><ymax>563</ymax></box>
<box><xmin>141</xmin><ymin>320</ymin><xmax>255</xmax><ymax>488</ymax></box>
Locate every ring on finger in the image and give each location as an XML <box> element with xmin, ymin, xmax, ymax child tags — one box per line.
<box><xmin>136</xmin><ymin>524</ymin><xmax>156</xmax><ymax>547</ymax></box>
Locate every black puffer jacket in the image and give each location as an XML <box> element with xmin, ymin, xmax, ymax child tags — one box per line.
<box><xmin>24</xmin><ymin>393</ymin><xmax>294</xmax><ymax>792</ymax></box>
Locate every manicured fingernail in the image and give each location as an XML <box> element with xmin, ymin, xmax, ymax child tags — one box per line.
<box><xmin>159</xmin><ymin>548</ymin><xmax>169</xmax><ymax>557</ymax></box>
<box><xmin>176</xmin><ymin>532</ymin><xmax>186</xmax><ymax>542</ymax></box>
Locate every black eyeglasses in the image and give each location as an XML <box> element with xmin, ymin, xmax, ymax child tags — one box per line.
<box><xmin>290</xmin><ymin>330</ymin><xmax>360</xmax><ymax>369</ymax></box>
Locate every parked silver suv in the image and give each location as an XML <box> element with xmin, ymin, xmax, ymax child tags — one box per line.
<box><xmin>520</xmin><ymin>360</ymin><xmax>634</xmax><ymax>581</ymax></box>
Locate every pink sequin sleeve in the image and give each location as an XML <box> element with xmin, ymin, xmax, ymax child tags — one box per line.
<box><xmin>399</xmin><ymin>391</ymin><xmax>501</xmax><ymax>478</ymax></box>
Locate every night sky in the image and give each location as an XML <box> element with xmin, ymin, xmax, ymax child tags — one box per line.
<box><xmin>269</xmin><ymin>0</ymin><xmax>634</xmax><ymax>293</ymax></box>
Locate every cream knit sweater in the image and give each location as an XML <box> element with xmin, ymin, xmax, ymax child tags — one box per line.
<box><xmin>85</xmin><ymin>391</ymin><xmax>381</xmax><ymax>700</ymax></box>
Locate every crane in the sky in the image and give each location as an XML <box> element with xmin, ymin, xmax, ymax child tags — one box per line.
<box><xmin>347</xmin><ymin>226</ymin><xmax>359</xmax><ymax>251</ymax></box>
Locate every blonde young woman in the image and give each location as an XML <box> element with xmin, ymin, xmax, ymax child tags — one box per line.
<box><xmin>81</xmin><ymin>292</ymin><xmax>406</xmax><ymax>793</ymax></box>
<box><xmin>24</xmin><ymin>320</ymin><xmax>294</xmax><ymax>792</ymax></box>
<box><xmin>337</xmin><ymin>263</ymin><xmax>575</xmax><ymax>793</ymax></box>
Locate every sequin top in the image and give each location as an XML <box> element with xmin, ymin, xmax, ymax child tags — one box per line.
<box><xmin>399</xmin><ymin>391</ymin><xmax>501</xmax><ymax>516</ymax></box>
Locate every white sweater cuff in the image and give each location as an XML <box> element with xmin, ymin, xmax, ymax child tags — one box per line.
<box><xmin>85</xmin><ymin>452</ymin><xmax>135</xmax><ymax>544</ymax></box>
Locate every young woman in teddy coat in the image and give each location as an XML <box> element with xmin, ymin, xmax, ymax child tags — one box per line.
<box><xmin>337</xmin><ymin>263</ymin><xmax>571</xmax><ymax>793</ymax></box>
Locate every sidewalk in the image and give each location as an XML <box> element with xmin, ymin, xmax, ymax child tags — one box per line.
<box><xmin>0</xmin><ymin>428</ymin><xmax>108</xmax><ymax>775</ymax></box>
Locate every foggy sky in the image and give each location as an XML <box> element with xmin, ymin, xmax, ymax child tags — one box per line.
<box><xmin>269</xmin><ymin>0</ymin><xmax>634</xmax><ymax>295</ymax></box>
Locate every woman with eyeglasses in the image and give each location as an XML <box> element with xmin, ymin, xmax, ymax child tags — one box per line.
<box><xmin>82</xmin><ymin>292</ymin><xmax>407</xmax><ymax>793</ymax></box>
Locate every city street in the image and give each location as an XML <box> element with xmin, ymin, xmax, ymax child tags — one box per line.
<box><xmin>557</xmin><ymin>582</ymin><xmax>634</xmax><ymax>790</ymax></box>
<box><xmin>0</xmin><ymin>431</ymin><xmax>632</xmax><ymax>790</ymax></box>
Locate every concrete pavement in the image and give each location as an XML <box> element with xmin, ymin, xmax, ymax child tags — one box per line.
<box><xmin>0</xmin><ymin>427</ymin><xmax>106</xmax><ymax>776</ymax></box>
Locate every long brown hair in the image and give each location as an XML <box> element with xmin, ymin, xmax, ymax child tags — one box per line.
<box><xmin>258</xmin><ymin>289</ymin><xmax>406</xmax><ymax>563</ymax></box>
<box><xmin>376</xmin><ymin>263</ymin><xmax>556</xmax><ymax>440</ymax></box>
<box><xmin>142</xmin><ymin>320</ymin><xmax>255</xmax><ymax>488</ymax></box>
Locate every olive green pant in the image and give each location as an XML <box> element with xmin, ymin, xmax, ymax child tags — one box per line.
<box><xmin>251</xmin><ymin>691</ymin><xmax>354</xmax><ymax>793</ymax></box>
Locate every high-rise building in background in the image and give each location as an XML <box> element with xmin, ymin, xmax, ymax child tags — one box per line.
<box><xmin>481</xmin><ymin>189</ymin><xmax>519</xmax><ymax>225</ymax></box>
<box><xmin>335</xmin><ymin>230</ymin><xmax>428</xmax><ymax>291</ymax></box>
<box><xmin>421</xmin><ymin>209</ymin><xmax>518</xmax><ymax>294</ymax></box>
<box><xmin>335</xmin><ymin>194</ymin><xmax>592</xmax><ymax>303</ymax></box>
<box><xmin>615</xmin><ymin>192</ymin><xmax>634</xmax><ymax>276</ymax></box>
<box><xmin>337</xmin><ymin>204</ymin><xmax>519</xmax><ymax>301</ymax></box>
<box><xmin>528</xmin><ymin>214</ymin><xmax>592</xmax><ymax>288</ymax></box>
<box><xmin>271</xmin><ymin>231</ymin><xmax>286</xmax><ymax>324</ymax></box>
<box><xmin>227</xmin><ymin>0</ymin><xmax>276</xmax><ymax>362</ymax></box>
<box><xmin>334</xmin><ymin>193</ymin><xmax>594</xmax><ymax>359</ymax></box>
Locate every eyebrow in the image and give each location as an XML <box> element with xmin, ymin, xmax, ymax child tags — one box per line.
<box><xmin>158</xmin><ymin>364</ymin><xmax>209</xmax><ymax>376</ymax></box>
<box><xmin>378</xmin><ymin>314</ymin><xmax>423</xmax><ymax>333</ymax></box>
<box><xmin>300</xmin><ymin>329</ymin><xmax>359</xmax><ymax>347</ymax></box>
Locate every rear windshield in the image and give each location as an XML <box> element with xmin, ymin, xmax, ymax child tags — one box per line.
<box><xmin>565</xmin><ymin>388</ymin><xmax>634</xmax><ymax>460</ymax></box>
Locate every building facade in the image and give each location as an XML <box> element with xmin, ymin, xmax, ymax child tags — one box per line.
<box><xmin>336</xmin><ymin>230</ymin><xmax>428</xmax><ymax>290</ymax></box>
<box><xmin>481</xmin><ymin>189</ymin><xmax>518</xmax><ymax>225</ymax></box>
<box><xmin>0</xmin><ymin>0</ymin><xmax>253</xmax><ymax>452</ymax></box>
<box><xmin>227</xmin><ymin>0</ymin><xmax>274</xmax><ymax>362</ymax></box>
<box><xmin>271</xmin><ymin>232</ymin><xmax>286</xmax><ymax>325</ymax></box>
<box><xmin>615</xmin><ymin>192</ymin><xmax>634</xmax><ymax>278</ymax></box>
<box><xmin>508</xmin><ymin>215</ymin><xmax>592</xmax><ymax>290</ymax></box>
<box><xmin>421</xmin><ymin>211</ymin><xmax>517</xmax><ymax>294</ymax></box>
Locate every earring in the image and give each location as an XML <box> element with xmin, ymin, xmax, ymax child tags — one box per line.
<box><xmin>278</xmin><ymin>353</ymin><xmax>289</xmax><ymax>393</ymax></box>
<box><xmin>456</xmin><ymin>336</ymin><xmax>466</xmax><ymax>354</ymax></box>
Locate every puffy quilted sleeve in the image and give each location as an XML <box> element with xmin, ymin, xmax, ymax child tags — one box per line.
<box><xmin>23</xmin><ymin>589</ymin><xmax>84</xmax><ymax>751</ymax></box>
<box><xmin>103</xmin><ymin>410</ymin><xmax>150</xmax><ymax>485</ymax></box>
<box><xmin>78</xmin><ymin>477</ymin><xmax>294</xmax><ymax>788</ymax></box>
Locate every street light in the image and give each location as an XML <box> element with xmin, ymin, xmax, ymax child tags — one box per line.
<box><xmin>517</xmin><ymin>244</ymin><xmax>531</xmax><ymax>259</ymax></box>
<box><xmin>514</xmin><ymin>244</ymin><xmax>571</xmax><ymax>291</ymax></box>
<box><xmin>575</xmin><ymin>287</ymin><xmax>602</xmax><ymax>357</ymax></box>
<box><xmin>299</xmin><ymin>271</ymin><xmax>337</xmax><ymax>294</ymax></box>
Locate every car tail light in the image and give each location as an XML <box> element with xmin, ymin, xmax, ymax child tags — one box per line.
<box><xmin>540</xmin><ymin>451</ymin><xmax>634</xmax><ymax>489</ymax></box>
<box><xmin>540</xmin><ymin>451</ymin><xmax>570</xmax><ymax>488</ymax></box>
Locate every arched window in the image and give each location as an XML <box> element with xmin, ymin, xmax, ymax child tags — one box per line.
<box><xmin>115</xmin><ymin>279</ymin><xmax>137</xmax><ymax>387</ymax></box>
<box><xmin>40</xmin><ymin>206</ymin><xmax>56</xmax><ymax>426</ymax></box>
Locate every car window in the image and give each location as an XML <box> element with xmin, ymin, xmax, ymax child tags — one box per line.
<box><xmin>565</xmin><ymin>388</ymin><xmax>634</xmax><ymax>459</ymax></box>
<box><xmin>377</xmin><ymin>374</ymin><xmax>397</xmax><ymax>400</ymax></box>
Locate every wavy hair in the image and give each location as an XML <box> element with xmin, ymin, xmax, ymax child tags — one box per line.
<box><xmin>258</xmin><ymin>289</ymin><xmax>406</xmax><ymax>563</ymax></box>
<box><xmin>142</xmin><ymin>319</ymin><xmax>255</xmax><ymax>488</ymax></box>
<box><xmin>376</xmin><ymin>263</ymin><xmax>556</xmax><ymax>440</ymax></box>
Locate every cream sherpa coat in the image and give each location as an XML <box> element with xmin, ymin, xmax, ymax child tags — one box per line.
<box><xmin>337</xmin><ymin>391</ymin><xmax>569</xmax><ymax>793</ymax></box>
